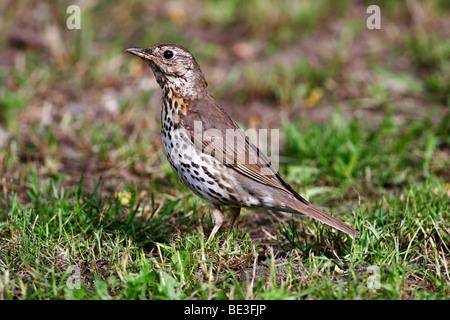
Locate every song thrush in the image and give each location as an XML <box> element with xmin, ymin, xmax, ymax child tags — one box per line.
<box><xmin>126</xmin><ymin>43</ymin><xmax>358</xmax><ymax>241</ymax></box>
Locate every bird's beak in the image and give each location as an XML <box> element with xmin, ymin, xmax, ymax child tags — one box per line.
<box><xmin>125</xmin><ymin>47</ymin><xmax>160</xmax><ymax>62</ymax></box>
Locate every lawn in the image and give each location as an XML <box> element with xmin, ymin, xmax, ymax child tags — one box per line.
<box><xmin>0</xmin><ymin>0</ymin><xmax>449</xmax><ymax>300</ymax></box>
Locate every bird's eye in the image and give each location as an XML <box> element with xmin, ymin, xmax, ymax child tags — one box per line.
<box><xmin>163</xmin><ymin>50</ymin><xmax>174</xmax><ymax>59</ymax></box>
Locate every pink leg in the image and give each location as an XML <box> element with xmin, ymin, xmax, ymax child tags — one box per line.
<box><xmin>222</xmin><ymin>207</ymin><xmax>241</xmax><ymax>248</ymax></box>
<box><xmin>227</xmin><ymin>207</ymin><xmax>241</xmax><ymax>232</ymax></box>
<box><xmin>207</xmin><ymin>205</ymin><xmax>224</xmax><ymax>242</ymax></box>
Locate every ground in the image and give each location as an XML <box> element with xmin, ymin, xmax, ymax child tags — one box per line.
<box><xmin>0</xmin><ymin>0</ymin><xmax>449</xmax><ymax>299</ymax></box>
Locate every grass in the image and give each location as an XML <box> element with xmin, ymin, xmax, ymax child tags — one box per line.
<box><xmin>0</xmin><ymin>0</ymin><xmax>449</xmax><ymax>300</ymax></box>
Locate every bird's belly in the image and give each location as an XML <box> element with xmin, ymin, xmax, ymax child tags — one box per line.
<box><xmin>161</xmin><ymin>126</ymin><xmax>262</xmax><ymax>207</ymax></box>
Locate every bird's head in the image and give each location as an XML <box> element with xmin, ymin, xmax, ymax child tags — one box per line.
<box><xmin>126</xmin><ymin>43</ymin><xmax>207</xmax><ymax>94</ymax></box>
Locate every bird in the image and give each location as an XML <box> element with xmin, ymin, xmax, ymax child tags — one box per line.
<box><xmin>126</xmin><ymin>43</ymin><xmax>359</xmax><ymax>242</ymax></box>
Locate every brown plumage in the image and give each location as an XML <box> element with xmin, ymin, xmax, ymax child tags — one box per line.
<box><xmin>126</xmin><ymin>43</ymin><xmax>359</xmax><ymax>241</ymax></box>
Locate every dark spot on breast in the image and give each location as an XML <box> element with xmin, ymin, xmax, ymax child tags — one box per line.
<box><xmin>225</xmin><ymin>186</ymin><xmax>235</xmax><ymax>193</ymax></box>
<box><xmin>201</xmin><ymin>166</ymin><xmax>215</xmax><ymax>179</ymax></box>
<box><xmin>207</xmin><ymin>192</ymin><xmax>216</xmax><ymax>199</ymax></box>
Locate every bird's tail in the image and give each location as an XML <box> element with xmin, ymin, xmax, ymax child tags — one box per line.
<box><xmin>292</xmin><ymin>201</ymin><xmax>359</xmax><ymax>237</ymax></box>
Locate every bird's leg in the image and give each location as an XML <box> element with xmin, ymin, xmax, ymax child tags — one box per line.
<box><xmin>226</xmin><ymin>207</ymin><xmax>241</xmax><ymax>239</ymax></box>
<box><xmin>222</xmin><ymin>207</ymin><xmax>241</xmax><ymax>249</ymax></box>
<box><xmin>207</xmin><ymin>204</ymin><xmax>224</xmax><ymax>242</ymax></box>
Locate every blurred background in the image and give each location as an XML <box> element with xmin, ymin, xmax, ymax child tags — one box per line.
<box><xmin>1</xmin><ymin>0</ymin><xmax>449</xmax><ymax>198</ymax></box>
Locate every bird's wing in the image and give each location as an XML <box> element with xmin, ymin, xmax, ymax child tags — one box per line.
<box><xmin>180</xmin><ymin>92</ymin><xmax>308</xmax><ymax>203</ymax></box>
